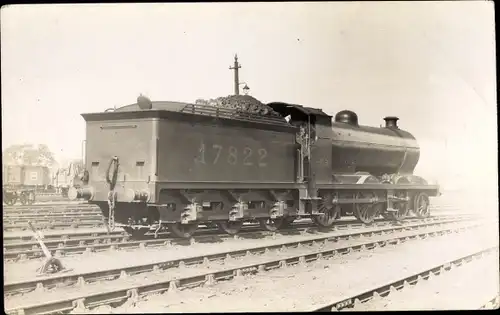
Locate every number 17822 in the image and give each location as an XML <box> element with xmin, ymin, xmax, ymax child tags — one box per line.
<box><xmin>194</xmin><ymin>142</ymin><xmax>268</xmax><ymax>167</ymax></box>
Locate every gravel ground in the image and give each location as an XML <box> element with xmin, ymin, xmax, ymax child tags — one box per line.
<box><xmin>85</xmin><ymin>223</ymin><xmax>497</xmax><ymax>313</ymax></box>
<box><xmin>348</xmin><ymin>251</ymin><xmax>499</xmax><ymax>311</ymax></box>
<box><xmin>4</xmin><ymin>221</ymin><xmax>494</xmax><ymax>312</ymax></box>
<box><xmin>4</xmin><ymin>219</ymin><xmax>477</xmax><ymax>284</ymax></box>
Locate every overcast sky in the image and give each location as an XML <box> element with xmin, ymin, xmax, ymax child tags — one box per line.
<box><xmin>1</xmin><ymin>2</ymin><xmax>497</xmax><ymax>191</ymax></box>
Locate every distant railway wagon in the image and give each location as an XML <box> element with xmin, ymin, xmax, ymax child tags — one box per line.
<box><xmin>2</xmin><ymin>165</ymin><xmax>52</xmax><ymax>205</ymax></box>
<box><xmin>70</xmin><ymin>96</ymin><xmax>440</xmax><ymax>238</ymax></box>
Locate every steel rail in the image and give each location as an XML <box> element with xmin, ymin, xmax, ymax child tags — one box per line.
<box><xmin>3</xmin><ymin>212</ymin><xmax>101</xmax><ymax>218</ymax></box>
<box><xmin>3</xmin><ymin>216</ymin><xmax>474</xmax><ymax>261</ymax></box>
<box><xmin>4</xmin><ymin>216</ymin><xmax>104</xmax><ymax>224</ymax></box>
<box><xmin>2</xmin><ymin>209</ymin><xmax>476</xmax><ymax>232</ymax></box>
<box><xmin>3</xmin><ymin>204</ymin><xmax>96</xmax><ymax>211</ymax></box>
<box><xmin>3</xmin><ymin>222</ymin><xmax>104</xmax><ymax>232</ymax></box>
<box><xmin>2</xmin><ymin>214</ymin><xmax>457</xmax><ymax>244</ymax></box>
<box><xmin>2</xmin><ymin>203</ymin><xmax>453</xmax><ymax>213</ymax></box>
<box><xmin>310</xmin><ymin>246</ymin><xmax>499</xmax><ymax>312</ymax></box>
<box><xmin>3</xmin><ymin>210</ymin><xmax>99</xmax><ymax>217</ymax></box>
<box><xmin>1</xmin><ymin>220</ymin><xmax>402</xmax><ymax>260</ymax></box>
<box><xmin>3</xmin><ymin>208</ymin><xmax>99</xmax><ymax>215</ymax></box>
<box><xmin>4</xmin><ymin>218</ymin><xmax>481</xmax><ymax>298</ymax></box>
<box><xmin>3</xmin><ymin>206</ymin><xmax>455</xmax><ymax>218</ymax></box>
<box><xmin>3</xmin><ymin>231</ymin><xmax>124</xmax><ymax>244</ymax></box>
<box><xmin>4</xmin><ymin>221</ymin><xmax>484</xmax><ymax>315</ymax></box>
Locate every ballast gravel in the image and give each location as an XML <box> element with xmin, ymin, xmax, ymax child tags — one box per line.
<box><xmin>3</xmin><ymin>218</ymin><xmax>464</xmax><ymax>283</ymax></box>
<box><xmin>347</xmin><ymin>251</ymin><xmax>499</xmax><ymax>311</ymax></box>
<box><xmin>3</xmin><ymin>221</ymin><xmax>485</xmax><ymax>310</ymax></box>
<box><xmin>87</xmin><ymin>224</ymin><xmax>497</xmax><ymax>313</ymax></box>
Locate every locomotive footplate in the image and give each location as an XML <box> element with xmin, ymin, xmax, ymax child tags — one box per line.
<box><xmin>331</xmin><ymin>197</ymin><xmax>384</xmax><ymax>204</ymax></box>
<box><xmin>387</xmin><ymin>195</ymin><xmax>411</xmax><ymax>202</ymax></box>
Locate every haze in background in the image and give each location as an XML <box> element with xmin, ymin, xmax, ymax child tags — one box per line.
<box><xmin>1</xmin><ymin>2</ymin><xmax>497</xmax><ymax>196</ymax></box>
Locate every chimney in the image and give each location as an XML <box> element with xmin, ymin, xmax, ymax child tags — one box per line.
<box><xmin>384</xmin><ymin>116</ymin><xmax>399</xmax><ymax>129</ymax></box>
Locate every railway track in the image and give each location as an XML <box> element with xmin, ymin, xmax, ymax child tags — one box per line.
<box><xmin>3</xmin><ymin>212</ymin><xmax>102</xmax><ymax>219</ymax></box>
<box><xmin>3</xmin><ymin>218</ymin><xmax>487</xmax><ymax>314</ymax></box>
<box><xmin>3</xmin><ymin>215</ymin><xmax>103</xmax><ymax>224</ymax></box>
<box><xmin>311</xmin><ymin>246</ymin><xmax>499</xmax><ymax>311</ymax></box>
<box><xmin>3</xmin><ymin>220</ymin><xmax>104</xmax><ymax>232</ymax></box>
<box><xmin>0</xmin><ymin>204</ymin><xmax>473</xmax><ymax>232</ymax></box>
<box><xmin>3</xmin><ymin>215</ymin><xmax>475</xmax><ymax>261</ymax></box>
<box><xmin>3</xmin><ymin>205</ymin><xmax>98</xmax><ymax>215</ymax></box>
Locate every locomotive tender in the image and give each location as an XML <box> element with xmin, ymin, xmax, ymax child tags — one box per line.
<box><xmin>69</xmin><ymin>99</ymin><xmax>440</xmax><ymax>238</ymax></box>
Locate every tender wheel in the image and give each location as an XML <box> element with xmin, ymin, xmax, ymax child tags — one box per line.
<box><xmin>217</xmin><ymin>221</ymin><xmax>244</xmax><ymax>235</ymax></box>
<box><xmin>4</xmin><ymin>194</ymin><xmax>17</xmax><ymax>206</ymax></box>
<box><xmin>312</xmin><ymin>205</ymin><xmax>341</xmax><ymax>228</ymax></box>
<box><xmin>123</xmin><ymin>226</ymin><xmax>150</xmax><ymax>239</ymax></box>
<box><xmin>386</xmin><ymin>191</ymin><xmax>409</xmax><ymax>220</ymax></box>
<box><xmin>312</xmin><ymin>193</ymin><xmax>341</xmax><ymax>228</ymax></box>
<box><xmin>167</xmin><ymin>223</ymin><xmax>198</xmax><ymax>238</ymax></box>
<box><xmin>414</xmin><ymin>192</ymin><xmax>430</xmax><ymax>218</ymax></box>
<box><xmin>353</xmin><ymin>192</ymin><xmax>382</xmax><ymax>224</ymax></box>
<box><xmin>259</xmin><ymin>218</ymin><xmax>284</xmax><ymax>232</ymax></box>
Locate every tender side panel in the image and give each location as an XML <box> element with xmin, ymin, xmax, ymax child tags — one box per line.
<box><xmin>157</xmin><ymin>118</ymin><xmax>297</xmax><ymax>183</ymax></box>
<box><xmin>85</xmin><ymin>118</ymin><xmax>156</xmax><ymax>202</ymax></box>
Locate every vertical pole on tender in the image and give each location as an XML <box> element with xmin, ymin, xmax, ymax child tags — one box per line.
<box><xmin>229</xmin><ymin>54</ymin><xmax>241</xmax><ymax>95</ymax></box>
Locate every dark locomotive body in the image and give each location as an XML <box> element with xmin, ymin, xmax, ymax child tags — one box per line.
<box><xmin>71</xmin><ymin>99</ymin><xmax>440</xmax><ymax>238</ymax></box>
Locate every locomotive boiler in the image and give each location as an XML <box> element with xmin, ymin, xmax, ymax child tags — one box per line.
<box><xmin>70</xmin><ymin>97</ymin><xmax>440</xmax><ymax>238</ymax></box>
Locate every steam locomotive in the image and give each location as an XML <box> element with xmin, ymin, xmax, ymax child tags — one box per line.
<box><xmin>69</xmin><ymin>97</ymin><xmax>440</xmax><ymax>238</ymax></box>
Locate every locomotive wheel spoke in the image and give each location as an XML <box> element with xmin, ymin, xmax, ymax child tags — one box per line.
<box><xmin>259</xmin><ymin>218</ymin><xmax>284</xmax><ymax>232</ymax></box>
<box><xmin>167</xmin><ymin>223</ymin><xmax>198</xmax><ymax>238</ymax></box>
<box><xmin>354</xmin><ymin>204</ymin><xmax>374</xmax><ymax>224</ymax></box>
<box><xmin>312</xmin><ymin>200</ymin><xmax>341</xmax><ymax>228</ymax></box>
<box><xmin>353</xmin><ymin>192</ymin><xmax>383</xmax><ymax>224</ymax></box>
<box><xmin>386</xmin><ymin>191</ymin><xmax>409</xmax><ymax>221</ymax></box>
<box><xmin>217</xmin><ymin>221</ymin><xmax>244</xmax><ymax>235</ymax></box>
<box><xmin>414</xmin><ymin>193</ymin><xmax>430</xmax><ymax>218</ymax></box>
<box><xmin>4</xmin><ymin>196</ymin><xmax>16</xmax><ymax>206</ymax></box>
<box><xmin>387</xmin><ymin>205</ymin><xmax>406</xmax><ymax>220</ymax></box>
